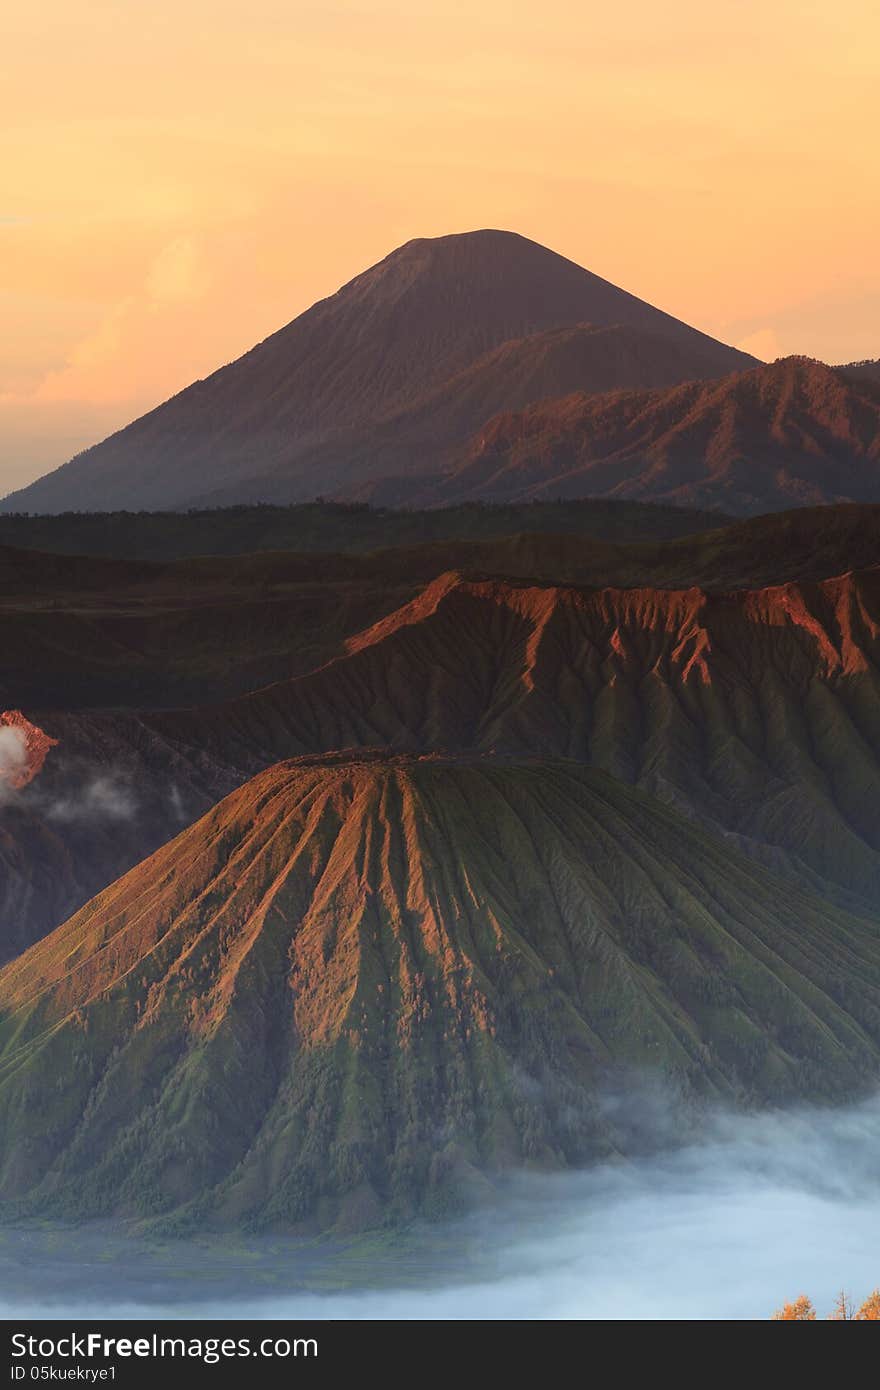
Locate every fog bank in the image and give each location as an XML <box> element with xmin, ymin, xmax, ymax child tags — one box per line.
<box><xmin>2</xmin><ymin>1095</ymin><xmax>879</xmax><ymax>1321</ymax></box>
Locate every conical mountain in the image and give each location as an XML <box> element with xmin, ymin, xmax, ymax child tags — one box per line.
<box><xmin>2</xmin><ymin>752</ymin><xmax>880</xmax><ymax>1231</ymax></box>
<box><xmin>0</xmin><ymin>231</ymin><xmax>755</xmax><ymax>514</ymax></box>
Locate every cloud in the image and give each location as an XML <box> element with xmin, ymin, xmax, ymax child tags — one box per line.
<box><xmin>735</xmin><ymin>326</ymin><xmax>782</xmax><ymax>361</ymax></box>
<box><xmin>146</xmin><ymin>235</ymin><xmax>206</xmax><ymax>306</ymax></box>
<box><xmin>21</xmin><ymin>235</ymin><xmax>211</xmax><ymax>407</ymax></box>
<box><xmin>6</xmin><ymin>757</ymin><xmax>141</xmax><ymax>824</ymax></box>
<box><xmin>43</xmin><ymin>772</ymin><xmax>139</xmax><ymax>824</ymax></box>
<box><xmin>0</xmin><ymin>724</ymin><xmax>28</xmax><ymax>797</ymax></box>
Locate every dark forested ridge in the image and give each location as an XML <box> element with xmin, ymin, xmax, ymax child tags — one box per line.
<box><xmin>0</xmin><ymin>497</ymin><xmax>727</xmax><ymax>561</ymax></box>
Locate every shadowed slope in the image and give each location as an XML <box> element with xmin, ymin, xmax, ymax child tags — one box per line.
<box><xmin>0</xmin><ymin>544</ymin><xmax>419</xmax><ymax>711</ymax></box>
<box><xmin>2</xmin><ymin>753</ymin><xmax>879</xmax><ymax>1231</ymax></box>
<box><xmin>0</xmin><ymin>231</ymin><xmax>755</xmax><ymax>514</ymax></box>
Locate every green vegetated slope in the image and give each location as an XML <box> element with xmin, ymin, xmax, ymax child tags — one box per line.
<box><xmin>2</xmin><ymin>754</ymin><xmax>879</xmax><ymax>1231</ymax></box>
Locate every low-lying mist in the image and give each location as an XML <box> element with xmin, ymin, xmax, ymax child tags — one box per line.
<box><xmin>2</xmin><ymin>1094</ymin><xmax>879</xmax><ymax>1321</ymax></box>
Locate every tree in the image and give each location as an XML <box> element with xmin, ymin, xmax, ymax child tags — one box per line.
<box><xmin>772</xmin><ymin>1287</ymin><xmax>880</xmax><ymax>1319</ymax></box>
<box><xmin>856</xmin><ymin>1290</ymin><xmax>880</xmax><ymax>1321</ymax></box>
<box><xmin>828</xmin><ymin>1291</ymin><xmax>855</xmax><ymax>1320</ymax></box>
<box><xmin>773</xmin><ymin>1295</ymin><xmax>817</xmax><ymax>1320</ymax></box>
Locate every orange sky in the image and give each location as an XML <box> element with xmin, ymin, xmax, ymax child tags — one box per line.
<box><xmin>2</xmin><ymin>1</ymin><xmax>878</xmax><ymax>492</ymax></box>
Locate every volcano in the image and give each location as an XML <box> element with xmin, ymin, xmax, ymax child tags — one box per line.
<box><xmin>0</xmin><ymin>231</ymin><xmax>755</xmax><ymax>514</ymax></box>
<box><xmin>2</xmin><ymin>752</ymin><xmax>880</xmax><ymax>1231</ymax></box>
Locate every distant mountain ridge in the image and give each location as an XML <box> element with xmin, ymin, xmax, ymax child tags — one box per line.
<box><xmin>0</xmin><ymin>230</ymin><xmax>756</xmax><ymax>514</ymax></box>
<box><xmin>401</xmin><ymin>356</ymin><xmax>880</xmax><ymax>513</ymax></box>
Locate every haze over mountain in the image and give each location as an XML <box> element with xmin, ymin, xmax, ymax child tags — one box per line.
<box><xmin>0</xmin><ymin>231</ymin><xmax>756</xmax><ymax>514</ymax></box>
<box><xmin>410</xmin><ymin>357</ymin><xmax>880</xmax><ymax>513</ymax></box>
<box><xmin>3</xmin><ymin>753</ymin><xmax>880</xmax><ymax>1230</ymax></box>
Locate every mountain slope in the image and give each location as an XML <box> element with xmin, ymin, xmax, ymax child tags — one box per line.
<box><xmin>0</xmin><ymin>231</ymin><xmax>755</xmax><ymax>514</ymax></box>
<box><xmin>2</xmin><ymin>753</ymin><xmax>879</xmax><ymax>1231</ymax></box>
<box><xmin>422</xmin><ymin>357</ymin><xmax>880</xmax><ymax>514</ymax></box>
<box><xmin>10</xmin><ymin>558</ymin><xmax>880</xmax><ymax>963</ymax></box>
<box><xmin>235</xmin><ymin>320</ymin><xmax>758</xmax><ymax>507</ymax></box>
<box><xmin>152</xmin><ymin>566</ymin><xmax>880</xmax><ymax>907</ymax></box>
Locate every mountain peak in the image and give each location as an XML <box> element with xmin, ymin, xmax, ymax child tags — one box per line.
<box><xmin>380</xmin><ymin>227</ymin><xmax>568</xmax><ymax>271</ymax></box>
<box><xmin>767</xmin><ymin>354</ymin><xmax>842</xmax><ymax>378</ymax></box>
<box><xmin>388</xmin><ymin>227</ymin><xmax>529</xmax><ymax>255</ymax></box>
<box><xmin>1</xmin><ymin>231</ymin><xmax>756</xmax><ymax>514</ymax></box>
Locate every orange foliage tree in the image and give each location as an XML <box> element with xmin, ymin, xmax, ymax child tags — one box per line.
<box><xmin>773</xmin><ymin>1296</ymin><xmax>817</xmax><ymax>1320</ymax></box>
<box><xmin>773</xmin><ymin>1289</ymin><xmax>880</xmax><ymax>1320</ymax></box>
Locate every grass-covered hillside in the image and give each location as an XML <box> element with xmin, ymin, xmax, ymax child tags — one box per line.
<box><xmin>2</xmin><ymin>754</ymin><xmax>880</xmax><ymax>1232</ymax></box>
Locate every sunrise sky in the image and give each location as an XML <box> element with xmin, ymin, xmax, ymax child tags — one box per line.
<box><xmin>2</xmin><ymin>0</ymin><xmax>877</xmax><ymax>492</ymax></box>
